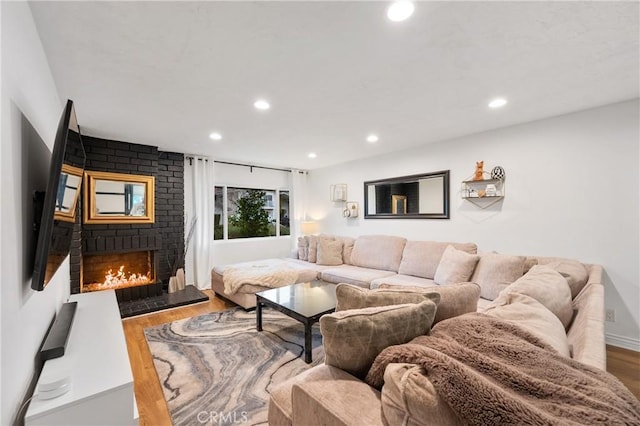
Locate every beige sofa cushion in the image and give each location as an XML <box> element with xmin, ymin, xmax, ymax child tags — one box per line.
<box><xmin>307</xmin><ymin>235</ymin><xmax>318</xmax><ymax>263</ymax></box>
<box><xmin>334</xmin><ymin>284</ymin><xmax>441</xmax><ymax>312</ymax></box>
<box><xmin>498</xmin><ymin>265</ymin><xmax>574</xmax><ymax>329</ymax></box>
<box><xmin>297</xmin><ymin>237</ymin><xmax>309</xmax><ymax>261</ymax></box>
<box><xmin>320</xmin><ymin>301</ymin><xmax>437</xmax><ymax>379</ymax></box>
<box><xmin>471</xmin><ymin>252</ymin><xmax>526</xmax><ymax>300</ymax></box>
<box><xmin>378</xmin><ymin>282</ymin><xmax>481</xmax><ymax>325</ymax></box>
<box><xmin>350</xmin><ymin>235</ymin><xmax>407</xmax><ymax>272</ymax></box>
<box><xmin>381</xmin><ymin>363</ymin><xmax>461</xmax><ymax>426</ymax></box>
<box><xmin>484</xmin><ymin>293</ymin><xmax>571</xmax><ymax>357</ymax></box>
<box><xmin>370</xmin><ymin>274</ymin><xmax>436</xmax><ymax>288</ymax></box>
<box><xmin>337</xmin><ymin>236</ymin><xmax>356</xmax><ymax>265</ymax></box>
<box><xmin>398</xmin><ymin>241</ymin><xmax>478</xmax><ymax>279</ymax></box>
<box><xmin>317</xmin><ymin>239</ymin><xmax>344</xmax><ymax>266</ymax></box>
<box><xmin>434</xmin><ymin>245</ymin><xmax>479</xmax><ymax>285</ymax></box>
<box><xmin>321</xmin><ymin>265</ymin><xmax>396</xmax><ymax>288</ymax></box>
<box><xmin>539</xmin><ymin>259</ymin><xmax>589</xmax><ymax>298</ymax></box>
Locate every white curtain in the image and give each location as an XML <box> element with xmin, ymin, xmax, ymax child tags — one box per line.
<box><xmin>184</xmin><ymin>156</ymin><xmax>215</xmax><ymax>289</ymax></box>
<box><xmin>290</xmin><ymin>169</ymin><xmax>307</xmax><ymax>250</ymax></box>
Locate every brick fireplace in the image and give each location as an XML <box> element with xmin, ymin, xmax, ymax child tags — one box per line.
<box><xmin>69</xmin><ymin>136</ymin><xmax>185</xmax><ymax>305</ymax></box>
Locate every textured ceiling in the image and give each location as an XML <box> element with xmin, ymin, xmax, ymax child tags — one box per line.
<box><xmin>30</xmin><ymin>1</ymin><xmax>639</xmax><ymax>170</ymax></box>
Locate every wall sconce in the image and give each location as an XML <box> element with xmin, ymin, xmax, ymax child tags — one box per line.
<box><xmin>330</xmin><ymin>184</ymin><xmax>347</xmax><ymax>202</ymax></box>
<box><xmin>343</xmin><ymin>202</ymin><xmax>359</xmax><ymax>218</ymax></box>
<box><xmin>300</xmin><ymin>221</ymin><xmax>319</xmax><ymax>235</ymax></box>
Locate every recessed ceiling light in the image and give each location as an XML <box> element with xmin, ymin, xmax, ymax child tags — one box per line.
<box><xmin>308</xmin><ymin>152</ymin><xmax>317</xmax><ymax>159</ymax></box>
<box><xmin>488</xmin><ymin>98</ymin><xmax>508</xmax><ymax>108</ymax></box>
<box><xmin>254</xmin><ymin>99</ymin><xmax>271</xmax><ymax>110</ymax></box>
<box><xmin>366</xmin><ymin>134</ymin><xmax>379</xmax><ymax>143</ymax></box>
<box><xmin>387</xmin><ymin>1</ymin><xmax>415</xmax><ymax>22</ymax></box>
<box><xmin>209</xmin><ymin>132</ymin><xmax>222</xmax><ymax>141</ymax></box>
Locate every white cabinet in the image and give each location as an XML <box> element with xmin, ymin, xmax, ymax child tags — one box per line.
<box><xmin>25</xmin><ymin>290</ymin><xmax>137</xmax><ymax>425</ymax></box>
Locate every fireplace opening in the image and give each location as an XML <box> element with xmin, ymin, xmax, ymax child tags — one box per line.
<box><xmin>82</xmin><ymin>251</ymin><xmax>156</xmax><ymax>293</ymax></box>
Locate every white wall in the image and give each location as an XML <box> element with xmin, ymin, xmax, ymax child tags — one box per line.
<box><xmin>1</xmin><ymin>3</ymin><xmax>69</xmax><ymax>424</ymax></box>
<box><xmin>307</xmin><ymin>100</ymin><xmax>640</xmax><ymax>350</ymax></box>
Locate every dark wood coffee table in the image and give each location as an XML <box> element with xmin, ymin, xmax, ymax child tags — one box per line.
<box><xmin>256</xmin><ymin>280</ymin><xmax>336</xmax><ymax>363</ymax></box>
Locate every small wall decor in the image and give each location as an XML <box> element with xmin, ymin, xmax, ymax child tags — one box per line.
<box><xmin>330</xmin><ymin>184</ymin><xmax>347</xmax><ymax>202</ymax></box>
<box><xmin>473</xmin><ymin>161</ymin><xmax>484</xmax><ymax>180</ymax></box>
<box><xmin>343</xmin><ymin>202</ymin><xmax>359</xmax><ymax>218</ymax></box>
<box><xmin>491</xmin><ymin>166</ymin><xmax>505</xmax><ymax>180</ymax></box>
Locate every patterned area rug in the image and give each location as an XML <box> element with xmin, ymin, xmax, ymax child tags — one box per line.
<box><xmin>144</xmin><ymin>307</ymin><xmax>324</xmax><ymax>426</ymax></box>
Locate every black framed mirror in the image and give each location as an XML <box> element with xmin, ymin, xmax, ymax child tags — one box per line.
<box><xmin>364</xmin><ymin>170</ymin><xmax>450</xmax><ymax>219</ymax></box>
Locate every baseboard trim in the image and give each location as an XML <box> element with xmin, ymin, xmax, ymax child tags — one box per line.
<box><xmin>606</xmin><ymin>333</ymin><xmax>640</xmax><ymax>352</ymax></box>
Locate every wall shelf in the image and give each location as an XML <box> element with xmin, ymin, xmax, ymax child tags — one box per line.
<box><xmin>461</xmin><ymin>177</ymin><xmax>505</xmax><ymax>209</ymax></box>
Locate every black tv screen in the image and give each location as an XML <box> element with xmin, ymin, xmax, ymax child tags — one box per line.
<box><xmin>31</xmin><ymin>100</ymin><xmax>86</xmax><ymax>291</ymax></box>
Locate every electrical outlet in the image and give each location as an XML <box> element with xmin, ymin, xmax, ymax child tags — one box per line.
<box><xmin>605</xmin><ymin>309</ymin><xmax>616</xmax><ymax>322</ymax></box>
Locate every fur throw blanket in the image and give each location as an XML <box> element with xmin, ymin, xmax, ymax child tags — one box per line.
<box><xmin>223</xmin><ymin>261</ymin><xmax>301</xmax><ymax>295</ymax></box>
<box><xmin>366</xmin><ymin>313</ymin><xmax>640</xmax><ymax>425</ymax></box>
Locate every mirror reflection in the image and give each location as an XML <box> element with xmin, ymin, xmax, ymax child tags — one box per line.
<box><xmin>364</xmin><ymin>170</ymin><xmax>450</xmax><ymax>219</ymax></box>
<box><xmin>54</xmin><ymin>164</ymin><xmax>83</xmax><ymax>222</ymax></box>
<box><xmin>83</xmin><ymin>170</ymin><xmax>155</xmax><ymax>224</ymax></box>
<box><xmin>94</xmin><ymin>180</ymin><xmax>147</xmax><ymax>216</ymax></box>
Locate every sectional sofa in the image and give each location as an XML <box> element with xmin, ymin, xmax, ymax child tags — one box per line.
<box><xmin>211</xmin><ymin>234</ymin><xmax>606</xmax><ymax>425</ymax></box>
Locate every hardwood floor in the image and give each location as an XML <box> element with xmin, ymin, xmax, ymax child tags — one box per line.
<box><xmin>122</xmin><ymin>292</ymin><xmax>640</xmax><ymax>425</ymax></box>
<box><xmin>122</xmin><ymin>290</ymin><xmax>232</xmax><ymax>426</ymax></box>
<box><xmin>607</xmin><ymin>344</ymin><xmax>640</xmax><ymax>399</ymax></box>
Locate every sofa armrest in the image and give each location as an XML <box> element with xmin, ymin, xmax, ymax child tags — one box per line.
<box><xmin>291</xmin><ymin>367</ymin><xmax>383</xmax><ymax>426</ymax></box>
<box><xmin>567</xmin><ymin>264</ymin><xmax>605</xmax><ymax>370</ymax></box>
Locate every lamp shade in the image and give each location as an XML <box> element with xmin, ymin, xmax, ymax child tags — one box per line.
<box><xmin>301</xmin><ymin>221</ymin><xmax>319</xmax><ymax>235</ymax></box>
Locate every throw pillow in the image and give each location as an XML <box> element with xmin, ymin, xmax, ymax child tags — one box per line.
<box><xmin>335</xmin><ymin>283</ymin><xmax>441</xmax><ymax>312</ymax></box>
<box><xmin>377</xmin><ymin>282</ymin><xmax>480</xmax><ymax>324</ymax></box>
<box><xmin>498</xmin><ymin>265</ymin><xmax>574</xmax><ymax>329</ymax></box>
<box><xmin>320</xmin><ymin>301</ymin><xmax>437</xmax><ymax>380</ymax></box>
<box><xmin>338</xmin><ymin>237</ymin><xmax>356</xmax><ymax>265</ymax></box>
<box><xmin>540</xmin><ymin>259</ymin><xmax>589</xmax><ymax>298</ymax></box>
<box><xmin>471</xmin><ymin>252</ymin><xmax>526</xmax><ymax>301</ymax></box>
<box><xmin>433</xmin><ymin>245</ymin><xmax>480</xmax><ymax>285</ymax></box>
<box><xmin>317</xmin><ymin>239</ymin><xmax>344</xmax><ymax>266</ymax></box>
<box><xmin>484</xmin><ymin>292</ymin><xmax>571</xmax><ymax>357</ymax></box>
<box><xmin>297</xmin><ymin>237</ymin><xmax>309</xmax><ymax>261</ymax></box>
<box><xmin>307</xmin><ymin>235</ymin><xmax>319</xmax><ymax>263</ymax></box>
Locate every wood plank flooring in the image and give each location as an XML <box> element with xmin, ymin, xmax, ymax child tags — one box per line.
<box><xmin>122</xmin><ymin>291</ymin><xmax>640</xmax><ymax>425</ymax></box>
<box><xmin>122</xmin><ymin>290</ymin><xmax>232</xmax><ymax>426</ymax></box>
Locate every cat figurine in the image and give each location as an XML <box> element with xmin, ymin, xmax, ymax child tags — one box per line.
<box><xmin>473</xmin><ymin>161</ymin><xmax>484</xmax><ymax>180</ymax></box>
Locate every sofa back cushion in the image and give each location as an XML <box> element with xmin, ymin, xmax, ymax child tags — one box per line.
<box><xmin>484</xmin><ymin>292</ymin><xmax>571</xmax><ymax>357</ymax></box>
<box><xmin>320</xmin><ymin>300</ymin><xmax>437</xmax><ymax>379</ymax></box>
<box><xmin>537</xmin><ymin>258</ymin><xmax>589</xmax><ymax>299</ymax></box>
<box><xmin>378</xmin><ymin>282</ymin><xmax>480</xmax><ymax>325</ymax></box>
<box><xmin>350</xmin><ymin>235</ymin><xmax>407</xmax><ymax>272</ymax></box>
<box><xmin>496</xmin><ymin>265</ymin><xmax>574</xmax><ymax>329</ymax></box>
<box><xmin>471</xmin><ymin>252</ymin><xmax>526</xmax><ymax>300</ymax></box>
<box><xmin>335</xmin><ymin>283</ymin><xmax>441</xmax><ymax>312</ymax></box>
<box><xmin>399</xmin><ymin>241</ymin><xmax>478</xmax><ymax>279</ymax></box>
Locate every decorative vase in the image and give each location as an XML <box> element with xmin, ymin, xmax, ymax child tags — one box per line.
<box><xmin>168</xmin><ymin>276</ymin><xmax>178</xmax><ymax>293</ymax></box>
<box><xmin>176</xmin><ymin>268</ymin><xmax>186</xmax><ymax>291</ymax></box>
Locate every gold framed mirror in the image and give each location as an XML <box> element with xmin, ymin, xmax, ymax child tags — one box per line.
<box><xmin>83</xmin><ymin>170</ymin><xmax>155</xmax><ymax>224</ymax></box>
<box><xmin>54</xmin><ymin>164</ymin><xmax>84</xmax><ymax>223</ymax></box>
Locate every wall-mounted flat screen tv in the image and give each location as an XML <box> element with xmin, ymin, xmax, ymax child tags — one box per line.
<box><xmin>31</xmin><ymin>100</ymin><xmax>86</xmax><ymax>291</ymax></box>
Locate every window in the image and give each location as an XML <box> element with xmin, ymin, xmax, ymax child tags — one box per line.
<box><xmin>214</xmin><ymin>186</ymin><xmax>290</xmax><ymax>240</ymax></box>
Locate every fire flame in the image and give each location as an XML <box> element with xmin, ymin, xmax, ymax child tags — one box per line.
<box><xmin>84</xmin><ymin>265</ymin><xmax>151</xmax><ymax>292</ymax></box>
